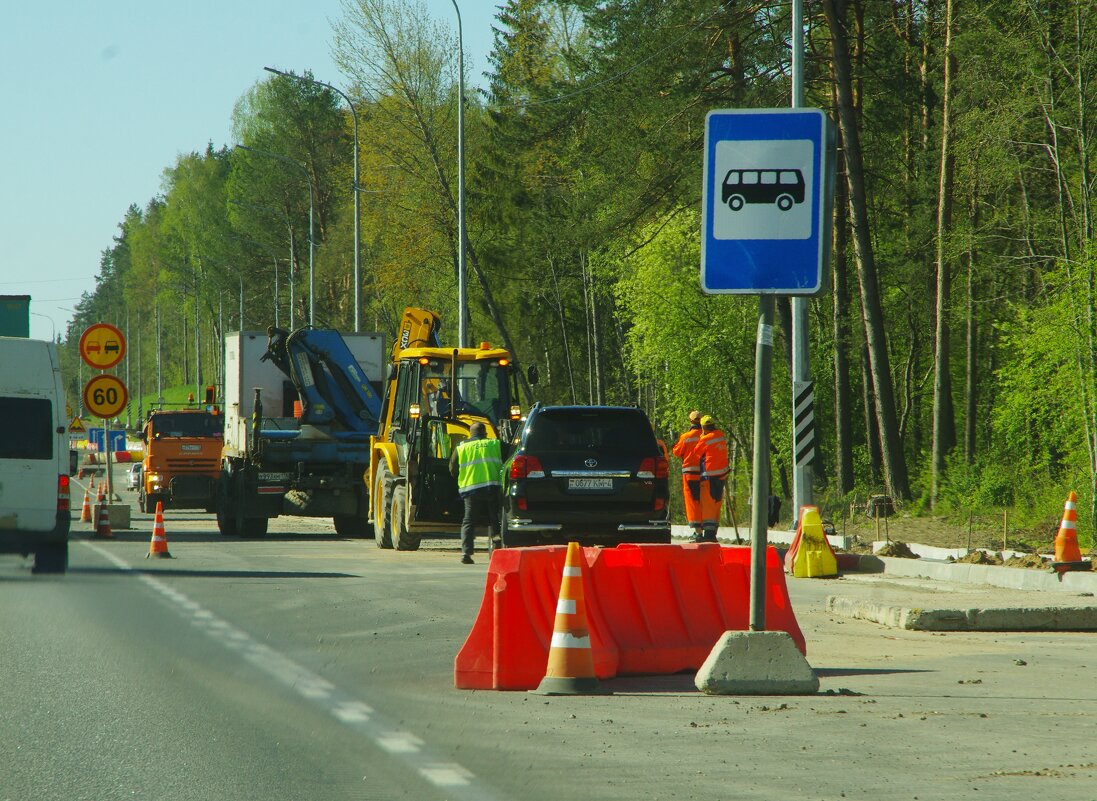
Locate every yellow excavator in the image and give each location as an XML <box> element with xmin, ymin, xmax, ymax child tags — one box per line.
<box><xmin>368</xmin><ymin>308</ymin><xmax>525</xmax><ymax>550</ymax></box>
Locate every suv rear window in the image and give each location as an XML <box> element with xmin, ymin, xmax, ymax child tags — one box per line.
<box><xmin>525</xmin><ymin>409</ymin><xmax>656</xmax><ymax>455</ymax></box>
<box><xmin>0</xmin><ymin>397</ymin><xmax>53</xmax><ymax>460</ymax></box>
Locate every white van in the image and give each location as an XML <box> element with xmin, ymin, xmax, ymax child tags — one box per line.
<box><xmin>0</xmin><ymin>337</ymin><xmax>71</xmax><ymax>573</ymax></box>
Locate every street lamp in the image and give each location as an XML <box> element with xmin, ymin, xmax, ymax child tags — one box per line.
<box><xmin>230</xmin><ymin>233</ymin><xmax>282</xmax><ymax>329</ymax></box>
<box><xmin>234</xmin><ymin>144</ymin><xmax>316</xmax><ymax>326</ymax></box>
<box><xmin>449</xmin><ymin>0</ymin><xmax>468</xmax><ymax>348</ymax></box>
<box><xmin>229</xmin><ymin>198</ymin><xmax>297</xmax><ymax>328</ymax></box>
<box><xmin>264</xmin><ymin>66</ymin><xmax>362</xmax><ymax>333</ymax></box>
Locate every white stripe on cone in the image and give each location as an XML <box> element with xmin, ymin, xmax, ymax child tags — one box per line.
<box><xmin>550</xmin><ymin>632</ymin><xmax>591</xmax><ymax>649</ymax></box>
<box><xmin>556</xmin><ymin>598</ymin><xmax>576</xmax><ymax>615</ymax></box>
<box><xmin>562</xmin><ymin>566</ymin><xmax>581</xmax><ymax>577</ymax></box>
<box><xmin>1060</xmin><ymin>520</ymin><xmax>1076</xmax><ymax>530</ymax></box>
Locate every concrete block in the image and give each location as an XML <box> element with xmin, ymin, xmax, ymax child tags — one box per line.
<box><xmin>106</xmin><ymin>503</ymin><xmax>131</xmax><ymax>530</ymax></box>
<box><xmin>695</xmin><ymin>630</ymin><xmax>819</xmax><ymax>695</ymax></box>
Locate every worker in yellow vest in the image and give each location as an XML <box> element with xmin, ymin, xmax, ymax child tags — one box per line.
<box><xmin>449</xmin><ymin>422</ymin><xmax>503</xmax><ymax>564</ymax></box>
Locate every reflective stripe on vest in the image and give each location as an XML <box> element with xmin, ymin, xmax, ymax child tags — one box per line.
<box><xmin>698</xmin><ymin>431</ymin><xmax>729</xmax><ymax>478</ymax></box>
<box><xmin>674</xmin><ymin>428</ymin><xmax>703</xmax><ymax>473</ymax></box>
<box><xmin>456</xmin><ymin>437</ymin><xmax>503</xmax><ymax>493</ymax></box>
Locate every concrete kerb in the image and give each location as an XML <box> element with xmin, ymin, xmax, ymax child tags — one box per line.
<box><xmin>671</xmin><ymin>524</ymin><xmax>852</xmax><ymax>551</ymax></box>
<box><xmin>825</xmin><ymin>552</ymin><xmax>1097</xmax><ymax>631</ymax></box>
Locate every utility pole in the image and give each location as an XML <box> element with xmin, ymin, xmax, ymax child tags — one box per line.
<box><xmin>790</xmin><ymin>0</ymin><xmax>816</xmax><ymax>527</ymax></box>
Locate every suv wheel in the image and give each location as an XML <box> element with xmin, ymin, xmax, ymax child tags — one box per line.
<box><xmin>499</xmin><ymin>510</ymin><xmax>529</xmax><ymax>548</ymax></box>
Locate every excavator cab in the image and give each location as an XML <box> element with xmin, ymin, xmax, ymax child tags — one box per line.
<box><xmin>370</xmin><ymin>313</ymin><xmax>522</xmax><ymax>551</ymax></box>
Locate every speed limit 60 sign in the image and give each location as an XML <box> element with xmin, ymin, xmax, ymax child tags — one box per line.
<box><xmin>83</xmin><ymin>374</ymin><xmax>128</xmax><ymax>419</ymax></box>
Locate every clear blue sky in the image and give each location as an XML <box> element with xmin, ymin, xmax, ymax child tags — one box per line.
<box><xmin>1</xmin><ymin>0</ymin><xmax>499</xmax><ymax>342</ymax></box>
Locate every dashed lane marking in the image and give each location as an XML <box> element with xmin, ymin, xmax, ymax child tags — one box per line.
<box><xmin>81</xmin><ymin>541</ymin><xmax>507</xmax><ymax>800</ymax></box>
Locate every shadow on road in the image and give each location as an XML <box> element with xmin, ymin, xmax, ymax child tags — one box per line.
<box><xmin>70</xmin><ymin>566</ymin><xmax>359</xmax><ymax>579</ymax></box>
<box><xmin>814</xmin><ymin>667</ymin><xmax>933</xmax><ymax>677</ymax></box>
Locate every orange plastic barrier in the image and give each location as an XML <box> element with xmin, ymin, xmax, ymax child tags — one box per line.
<box><xmin>454</xmin><ymin>543</ymin><xmax>806</xmax><ymax>691</ymax></box>
<box><xmin>113</xmin><ymin>450</ymin><xmax>132</xmax><ymax>463</ymax></box>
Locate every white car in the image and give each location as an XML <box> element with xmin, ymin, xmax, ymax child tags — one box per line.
<box><xmin>127</xmin><ymin>462</ymin><xmax>143</xmax><ymax>490</ymax></box>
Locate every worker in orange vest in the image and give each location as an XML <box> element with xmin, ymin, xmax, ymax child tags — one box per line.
<box><xmin>671</xmin><ymin>410</ymin><xmax>704</xmax><ymax>540</ymax></box>
<box><xmin>697</xmin><ymin>415</ymin><xmax>729</xmax><ymax>542</ymax></box>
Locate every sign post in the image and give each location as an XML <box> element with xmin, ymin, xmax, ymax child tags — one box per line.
<box><xmin>702</xmin><ymin>107</ymin><xmax>834</xmax><ymax>630</ymax></box>
<box><xmin>80</xmin><ymin>324</ymin><xmax>128</xmax><ymax>503</ymax></box>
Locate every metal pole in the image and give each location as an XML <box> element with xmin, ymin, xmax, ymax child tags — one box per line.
<box><xmin>790</xmin><ymin>0</ymin><xmax>814</xmax><ymax>526</ymax></box>
<box><xmin>450</xmin><ymin>0</ymin><xmax>468</xmax><ymax>347</ymax></box>
<box><xmin>289</xmin><ymin>227</ymin><xmax>296</xmax><ymax>328</ymax></box>
<box><xmin>264</xmin><ymin>67</ymin><xmax>360</xmax><ymax>331</ymax></box>
<box><xmin>125</xmin><ymin>311</ymin><xmax>131</xmax><ymax>428</ymax></box>
<box><xmin>239</xmin><ymin>274</ymin><xmax>244</xmax><ymax>329</ymax></box>
<box><xmin>155</xmin><ymin>300</ymin><xmax>162</xmax><ymax>402</ymax></box>
<box><xmin>273</xmin><ymin>256</ymin><xmax>280</xmax><ymax>329</ymax></box>
<box><xmin>750</xmin><ymin>296</ymin><xmax>776</xmax><ymax>631</ymax></box>
<box><xmin>235</xmin><ymin>145</ymin><xmax>314</xmax><ymax>326</ymax></box>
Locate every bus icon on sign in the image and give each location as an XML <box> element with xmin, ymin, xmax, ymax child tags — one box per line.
<box><xmin>722</xmin><ymin>168</ymin><xmax>805</xmax><ymax>211</ymax></box>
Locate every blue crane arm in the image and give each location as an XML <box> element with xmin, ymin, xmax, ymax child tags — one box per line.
<box><xmin>262</xmin><ymin>327</ymin><xmax>382</xmax><ymax>432</ymax></box>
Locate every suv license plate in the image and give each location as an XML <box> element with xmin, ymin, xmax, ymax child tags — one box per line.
<box><xmin>569</xmin><ymin>477</ymin><xmax>613</xmax><ymax>490</ymax></box>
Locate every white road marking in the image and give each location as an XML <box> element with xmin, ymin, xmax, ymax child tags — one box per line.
<box><xmin>82</xmin><ymin>541</ymin><xmax>505</xmax><ymax>801</ymax></box>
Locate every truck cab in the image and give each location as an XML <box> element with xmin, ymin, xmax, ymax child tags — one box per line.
<box><xmin>140</xmin><ymin>406</ymin><xmax>223</xmax><ymax>514</ymax></box>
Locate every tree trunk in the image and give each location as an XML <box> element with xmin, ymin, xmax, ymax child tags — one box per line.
<box><xmin>832</xmin><ymin>95</ymin><xmax>854</xmax><ymax>496</ymax></box>
<box><xmin>931</xmin><ymin>0</ymin><xmax>958</xmax><ymax>509</ymax></box>
<box><xmin>823</xmin><ymin>0</ymin><xmax>912</xmax><ymax>500</ymax></box>
<box><xmin>964</xmin><ymin>186</ymin><xmax>978</xmax><ymax>464</ymax></box>
<box><xmin>861</xmin><ymin>342</ymin><xmax>882</xmax><ymax>487</ymax></box>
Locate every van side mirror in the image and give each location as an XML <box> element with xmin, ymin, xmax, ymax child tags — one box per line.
<box><xmin>68</xmin><ymin>449</ymin><xmax>78</xmax><ymax>477</ymax></box>
<box><xmin>526</xmin><ymin>364</ymin><xmax>539</xmax><ymax>386</ymax></box>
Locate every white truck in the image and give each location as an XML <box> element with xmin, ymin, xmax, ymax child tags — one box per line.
<box><xmin>0</xmin><ymin>337</ymin><xmax>72</xmax><ymax>572</ymax></box>
<box><xmin>219</xmin><ymin>329</ymin><xmax>385</xmax><ymax>537</ymax></box>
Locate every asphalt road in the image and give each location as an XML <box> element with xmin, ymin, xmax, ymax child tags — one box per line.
<box><xmin>3</xmin><ymin>473</ymin><xmax>1096</xmax><ymax>801</ymax></box>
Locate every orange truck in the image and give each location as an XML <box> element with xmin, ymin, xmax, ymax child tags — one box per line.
<box><xmin>139</xmin><ymin>398</ymin><xmax>223</xmax><ymax>514</ymax></box>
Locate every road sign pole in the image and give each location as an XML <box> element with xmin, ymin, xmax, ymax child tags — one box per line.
<box><xmin>790</xmin><ymin>0</ymin><xmax>814</xmax><ymax>525</ymax></box>
<box><xmin>105</xmin><ymin>407</ymin><xmax>113</xmax><ymax>503</ymax></box>
<box><xmin>749</xmin><ymin>296</ymin><xmax>775</xmax><ymax>631</ymax></box>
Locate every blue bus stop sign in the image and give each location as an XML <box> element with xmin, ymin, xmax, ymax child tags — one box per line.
<box><xmin>702</xmin><ymin>108</ymin><xmax>835</xmax><ymax>295</ymax></box>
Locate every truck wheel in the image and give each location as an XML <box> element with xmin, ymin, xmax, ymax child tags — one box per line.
<box><xmin>32</xmin><ymin>542</ymin><xmax>68</xmax><ymax>574</ymax></box>
<box><xmin>240</xmin><ymin>517</ymin><xmax>268</xmax><ymax>538</ymax></box>
<box><xmin>216</xmin><ymin>468</ymin><xmax>238</xmax><ymax>536</ymax></box>
<box><xmin>334</xmin><ymin>514</ymin><xmax>373</xmax><ymax>538</ymax></box>
<box><xmin>391</xmin><ymin>484</ymin><xmax>421</xmax><ymax>551</ymax></box>
<box><xmin>374</xmin><ymin>464</ymin><xmax>394</xmax><ymax>549</ymax></box>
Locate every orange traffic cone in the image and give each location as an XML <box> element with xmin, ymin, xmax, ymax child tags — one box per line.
<box><xmin>94</xmin><ymin>501</ymin><xmax>113</xmax><ymax>539</ymax></box>
<box><xmin>146</xmin><ymin>501</ymin><xmax>172</xmax><ymax>559</ymax></box>
<box><xmin>1052</xmin><ymin>492</ymin><xmax>1087</xmax><ymax>572</ymax></box>
<box><xmin>79</xmin><ymin>487</ymin><xmax>92</xmax><ymax>523</ymax></box>
<box><xmin>532</xmin><ymin>542</ymin><xmax>608</xmax><ymax>696</ymax></box>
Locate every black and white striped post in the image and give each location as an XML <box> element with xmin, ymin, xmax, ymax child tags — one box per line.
<box><xmin>793</xmin><ymin>380</ymin><xmax>815</xmax><ymax>525</ymax></box>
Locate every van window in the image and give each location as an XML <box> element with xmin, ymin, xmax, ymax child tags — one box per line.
<box><xmin>0</xmin><ymin>397</ymin><xmax>53</xmax><ymax>460</ymax></box>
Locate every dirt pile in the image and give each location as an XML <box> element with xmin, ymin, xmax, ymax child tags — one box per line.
<box><xmin>876</xmin><ymin>541</ymin><xmax>918</xmax><ymax>559</ymax></box>
<box><xmin>949</xmin><ymin>550</ymin><xmax>1004</xmax><ymax>566</ymax></box>
<box><xmin>1003</xmin><ymin>553</ymin><xmax>1049</xmax><ymax>570</ymax></box>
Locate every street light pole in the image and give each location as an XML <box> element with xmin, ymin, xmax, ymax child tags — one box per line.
<box><xmin>229</xmin><ymin>199</ymin><xmax>295</xmax><ymax>328</ymax></box>
<box><xmin>449</xmin><ymin>0</ymin><xmax>468</xmax><ymax>348</ymax></box>
<box><xmin>265</xmin><ymin>66</ymin><xmax>361</xmax><ymax>332</ymax></box>
<box><xmin>235</xmin><ymin>144</ymin><xmax>315</xmax><ymax>326</ymax></box>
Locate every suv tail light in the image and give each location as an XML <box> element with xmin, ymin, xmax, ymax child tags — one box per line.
<box><xmin>639</xmin><ymin>456</ymin><xmax>669</xmax><ymax>480</ymax></box>
<box><xmin>57</xmin><ymin>474</ymin><xmax>70</xmax><ymax>512</ymax></box>
<box><xmin>509</xmin><ymin>454</ymin><xmax>545</xmax><ymax>480</ymax></box>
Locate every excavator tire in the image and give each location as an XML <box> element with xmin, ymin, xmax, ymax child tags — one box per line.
<box><xmin>374</xmin><ymin>464</ymin><xmax>394</xmax><ymax>549</ymax></box>
<box><xmin>391</xmin><ymin>484</ymin><xmax>421</xmax><ymax>551</ymax></box>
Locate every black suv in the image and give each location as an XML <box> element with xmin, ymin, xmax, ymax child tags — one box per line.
<box><xmin>499</xmin><ymin>404</ymin><xmax>671</xmax><ymax>547</ymax></box>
